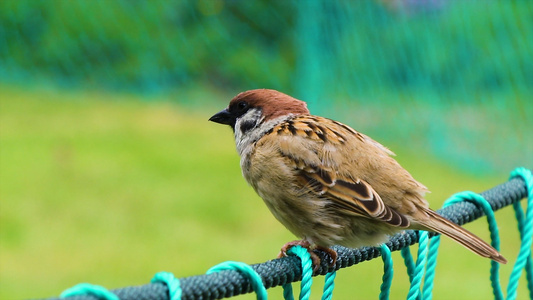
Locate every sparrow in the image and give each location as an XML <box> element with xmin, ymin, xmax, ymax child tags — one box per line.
<box><xmin>209</xmin><ymin>89</ymin><xmax>507</xmax><ymax>268</ymax></box>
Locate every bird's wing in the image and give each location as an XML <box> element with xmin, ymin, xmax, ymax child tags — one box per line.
<box><xmin>273</xmin><ymin>115</ymin><xmax>412</xmax><ymax>228</ymax></box>
<box><xmin>262</xmin><ymin>115</ymin><xmax>506</xmax><ymax>264</ymax></box>
<box><xmin>300</xmin><ymin>170</ymin><xmax>411</xmax><ymax>227</ymax></box>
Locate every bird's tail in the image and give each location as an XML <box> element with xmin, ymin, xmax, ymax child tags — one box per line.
<box><xmin>420</xmin><ymin>208</ymin><xmax>507</xmax><ymax>264</ymax></box>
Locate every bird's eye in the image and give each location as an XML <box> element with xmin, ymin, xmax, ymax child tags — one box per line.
<box><xmin>237</xmin><ymin>101</ymin><xmax>248</xmax><ymax>111</ymax></box>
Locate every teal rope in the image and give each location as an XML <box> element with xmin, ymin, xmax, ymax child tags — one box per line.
<box><xmin>507</xmin><ymin>167</ymin><xmax>533</xmax><ymax>300</ymax></box>
<box><xmin>401</xmin><ymin>245</ymin><xmax>421</xmax><ymax>300</ymax></box>
<box><xmin>60</xmin><ymin>283</ymin><xmax>119</xmax><ymax>300</ymax></box>
<box><xmin>421</xmin><ymin>235</ymin><xmax>440</xmax><ymax>300</ymax></box>
<box><xmin>282</xmin><ymin>246</ymin><xmax>313</xmax><ymax>300</ymax></box>
<box><xmin>406</xmin><ymin>231</ymin><xmax>429</xmax><ymax>300</ymax></box>
<box><xmin>414</xmin><ymin>167</ymin><xmax>532</xmax><ymax>300</ymax></box>
<box><xmin>511</xmin><ymin>200</ymin><xmax>533</xmax><ymax>300</ymax></box>
<box><xmin>401</xmin><ymin>248</ymin><xmax>415</xmax><ymax>283</ymax></box>
<box><xmin>526</xmin><ymin>257</ymin><xmax>533</xmax><ymax>300</ymax></box>
<box><xmin>422</xmin><ymin>191</ymin><xmax>504</xmax><ymax>299</ymax></box>
<box><xmin>151</xmin><ymin>271</ymin><xmax>182</xmax><ymax>300</ymax></box>
<box><xmin>379</xmin><ymin>244</ymin><xmax>393</xmax><ymax>300</ymax></box>
<box><xmin>281</xmin><ymin>245</ymin><xmax>337</xmax><ymax>300</ymax></box>
<box><xmin>447</xmin><ymin>192</ymin><xmax>503</xmax><ymax>299</ymax></box>
<box><xmin>321</xmin><ymin>271</ymin><xmax>337</xmax><ymax>300</ymax></box>
<box><xmin>295</xmin><ymin>246</ymin><xmax>312</xmax><ymax>300</ymax></box>
<box><xmin>206</xmin><ymin>261</ymin><xmax>267</xmax><ymax>300</ymax></box>
<box><xmin>282</xmin><ymin>281</ymin><xmax>295</xmax><ymax>300</ymax></box>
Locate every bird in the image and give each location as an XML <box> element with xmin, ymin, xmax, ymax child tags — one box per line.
<box><xmin>209</xmin><ymin>89</ymin><xmax>507</xmax><ymax>269</ymax></box>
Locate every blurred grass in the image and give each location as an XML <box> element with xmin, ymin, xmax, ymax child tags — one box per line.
<box><xmin>0</xmin><ymin>86</ymin><xmax>528</xmax><ymax>299</ymax></box>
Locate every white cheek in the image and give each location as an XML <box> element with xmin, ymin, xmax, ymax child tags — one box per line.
<box><xmin>234</xmin><ymin>112</ymin><xmax>296</xmax><ymax>158</ymax></box>
<box><xmin>234</xmin><ymin>109</ymin><xmax>263</xmax><ymax>155</ymax></box>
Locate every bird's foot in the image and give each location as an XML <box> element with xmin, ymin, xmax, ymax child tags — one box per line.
<box><xmin>277</xmin><ymin>240</ymin><xmax>337</xmax><ymax>272</ymax></box>
<box><xmin>315</xmin><ymin>245</ymin><xmax>338</xmax><ymax>267</ymax></box>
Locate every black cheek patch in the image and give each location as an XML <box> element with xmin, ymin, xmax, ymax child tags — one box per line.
<box><xmin>239</xmin><ymin>120</ymin><xmax>257</xmax><ymax>134</ymax></box>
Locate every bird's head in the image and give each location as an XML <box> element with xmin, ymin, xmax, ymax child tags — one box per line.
<box><xmin>209</xmin><ymin>89</ymin><xmax>309</xmax><ymax>134</ymax></box>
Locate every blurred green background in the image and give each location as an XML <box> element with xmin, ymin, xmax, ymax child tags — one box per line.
<box><xmin>0</xmin><ymin>0</ymin><xmax>531</xmax><ymax>299</ymax></box>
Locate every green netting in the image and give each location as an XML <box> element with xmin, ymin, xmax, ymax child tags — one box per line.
<box><xmin>0</xmin><ymin>0</ymin><xmax>531</xmax><ymax>172</ymax></box>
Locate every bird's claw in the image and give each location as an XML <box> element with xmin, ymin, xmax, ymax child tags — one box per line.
<box><xmin>277</xmin><ymin>240</ymin><xmax>337</xmax><ymax>273</ymax></box>
<box><xmin>315</xmin><ymin>245</ymin><xmax>338</xmax><ymax>267</ymax></box>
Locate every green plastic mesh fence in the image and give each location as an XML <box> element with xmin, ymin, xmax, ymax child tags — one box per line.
<box><xmin>1</xmin><ymin>0</ymin><xmax>531</xmax><ymax>171</ymax></box>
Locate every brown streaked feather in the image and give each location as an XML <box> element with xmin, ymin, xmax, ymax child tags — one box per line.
<box><xmin>274</xmin><ymin>115</ymin><xmax>427</xmax><ymax>209</ymax></box>
<box><xmin>302</xmin><ymin>171</ymin><xmax>411</xmax><ymax>228</ymax></box>
<box><xmin>280</xmin><ymin>116</ymin><xmax>429</xmax><ymax>210</ymax></box>
<box><xmin>417</xmin><ymin>208</ymin><xmax>507</xmax><ymax>264</ymax></box>
<box><xmin>273</xmin><ymin>116</ymin><xmax>413</xmax><ymax>228</ymax></box>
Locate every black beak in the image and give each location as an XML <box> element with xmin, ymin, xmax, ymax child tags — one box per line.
<box><xmin>209</xmin><ymin>108</ymin><xmax>235</xmax><ymax>126</ymax></box>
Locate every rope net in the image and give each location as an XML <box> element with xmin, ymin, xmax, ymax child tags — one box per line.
<box><xmin>41</xmin><ymin>168</ymin><xmax>532</xmax><ymax>300</ymax></box>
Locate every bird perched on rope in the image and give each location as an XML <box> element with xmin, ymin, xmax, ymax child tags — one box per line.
<box><xmin>209</xmin><ymin>89</ymin><xmax>507</xmax><ymax>269</ymax></box>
